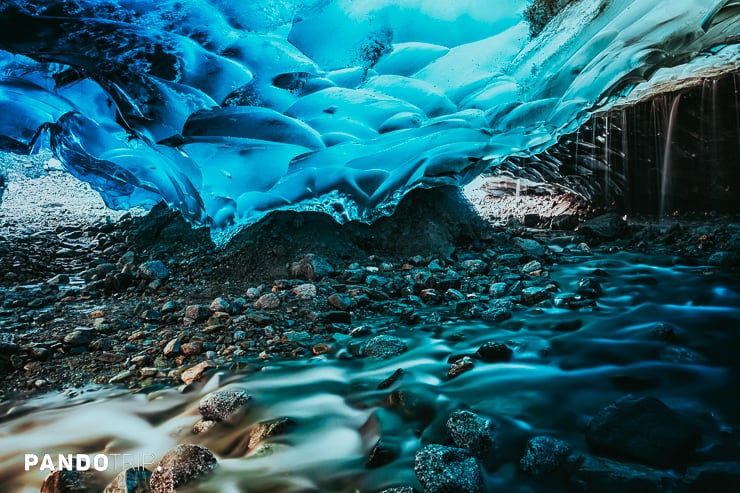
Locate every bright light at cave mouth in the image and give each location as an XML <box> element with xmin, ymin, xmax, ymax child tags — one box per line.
<box><xmin>0</xmin><ymin>0</ymin><xmax>738</xmax><ymax>245</ymax></box>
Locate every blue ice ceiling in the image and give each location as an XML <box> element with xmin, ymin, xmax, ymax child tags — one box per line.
<box><xmin>0</xmin><ymin>0</ymin><xmax>738</xmax><ymax>243</ymax></box>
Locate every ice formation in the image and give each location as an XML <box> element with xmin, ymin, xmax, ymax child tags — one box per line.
<box><xmin>0</xmin><ymin>0</ymin><xmax>738</xmax><ymax>244</ymax></box>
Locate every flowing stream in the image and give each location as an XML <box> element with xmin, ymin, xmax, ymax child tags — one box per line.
<box><xmin>1</xmin><ymin>248</ymin><xmax>738</xmax><ymax>492</ymax></box>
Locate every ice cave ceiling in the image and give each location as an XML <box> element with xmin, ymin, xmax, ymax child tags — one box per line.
<box><xmin>0</xmin><ymin>0</ymin><xmax>738</xmax><ymax>244</ymax></box>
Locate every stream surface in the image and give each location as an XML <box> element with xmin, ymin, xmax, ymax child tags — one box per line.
<box><xmin>1</xmin><ymin>249</ymin><xmax>739</xmax><ymax>492</ymax></box>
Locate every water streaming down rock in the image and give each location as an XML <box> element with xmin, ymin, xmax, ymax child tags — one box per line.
<box><xmin>0</xmin><ymin>0</ymin><xmax>738</xmax><ymax>243</ymax></box>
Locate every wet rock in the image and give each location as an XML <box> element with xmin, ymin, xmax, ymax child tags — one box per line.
<box><xmin>104</xmin><ymin>467</ymin><xmax>152</xmax><ymax>493</ymax></box>
<box><xmin>585</xmin><ymin>395</ymin><xmax>700</xmax><ymax>468</ymax></box>
<box><xmin>520</xmin><ymin>436</ymin><xmax>573</xmax><ymax>475</ymax></box>
<box><xmin>138</xmin><ymin>260</ymin><xmax>168</xmax><ymax>281</ymax></box>
<box><xmin>387</xmin><ymin>388</ymin><xmax>438</xmax><ymax>422</ymax></box>
<box><xmin>192</xmin><ymin>419</ymin><xmax>217</xmax><ymax>434</ymax></box>
<box><xmin>414</xmin><ymin>444</ymin><xmax>484</xmax><ymax>493</ymax></box>
<box><xmin>684</xmin><ymin>461</ymin><xmax>740</xmax><ymax>493</ymax></box>
<box><xmin>578</xmin><ymin>213</ymin><xmax>626</xmax><ymax>240</ymax></box>
<box><xmin>248</xmin><ymin>417</ymin><xmax>296</xmax><ymax>450</ymax></box>
<box><xmin>446</xmin><ymin>410</ymin><xmax>495</xmax><ymax>459</ymax></box>
<box><xmin>577</xmin><ymin>277</ymin><xmax>603</xmax><ymax>298</ymax></box>
<box><xmin>364</xmin><ymin>335</ymin><xmax>407</xmax><ymax>359</ymax></box>
<box><xmin>40</xmin><ymin>468</ymin><xmax>93</xmax><ymax>493</ymax></box>
<box><xmin>323</xmin><ymin>311</ymin><xmax>351</xmax><ymax>324</ymax></box>
<box><xmin>254</xmin><ymin>293</ymin><xmax>280</xmax><ymax>310</ymax></box>
<box><xmin>199</xmin><ymin>389</ymin><xmax>252</xmax><ymax>422</ymax></box>
<box><xmin>521</xmin><ymin>286</ymin><xmax>550</xmax><ymax>306</ymax></box>
<box><xmin>184</xmin><ymin>304</ymin><xmax>210</xmax><ymax>321</ymax></box>
<box><xmin>513</xmin><ymin>237</ymin><xmax>546</xmax><ymax>256</ymax></box>
<box><xmin>480</xmin><ymin>308</ymin><xmax>512</xmax><ymax>322</ymax></box>
<box><xmin>488</xmin><ymin>282</ymin><xmax>508</xmax><ymax>298</ymax></box>
<box><xmin>63</xmin><ymin>328</ymin><xmax>92</xmax><ymax>347</ymax></box>
<box><xmin>149</xmin><ymin>444</ymin><xmax>217</xmax><ymax>493</ymax></box>
<box><xmin>461</xmin><ymin>259</ymin><xmax>487</xmax><ymax>274</ymax></box>
<box><xmin>377</xmin><ymin>368</ymin><xmax>405</xmax><ymax>390</ymax></box>
<box><xmin>448</xmin><ymin>356</ymin><xmax>474</xmax><ymax>378</ymax></box>
<box><xmin>109</xmin><ymin>370</ymin><xmax>133</xmax><ymax>383</ymax></box>
<box><xmin>328</xmin><ymin>293</ymin><xmax>351</xmax><ymax>310</ymax></box>
<box><xmin>475</xmin><ymin>341</ymin><xmax>513</xmax><ymax>363</ymax></box>
<box><xmin>180</xmin><ymin>361</ymin><xmax>217</xmax><ymax>384</ymax></box>
<box><xmin>551</xmin><ymin>214</ymin><xmax>580</xmax><ymax>230</ymax></box>
<box><xmin>209</xmin><ymin>297</ymin><xmax>229</xmax><ymax>312</ymax></box>
<box><xmin>311</xmin><ymin>342</ymin><xmax>333</xmax><ymax>355</ymax></box>
<box><xmin>707</xmin><ymin>251</ymin><xmax>738</xmax><ymax>267</ymax></box>
<box><xmin>293</xmin><ymin>283</ymin><xmax>317</xmax><ymax>299</ymax></box>
<box><xmin>366</xmin><ymin>438</ymin><xmax>400</xmax><ymax>468</ymax></box>
<box><xmin>420</xmin><ymin>288</ymin><xmax>443</xmax><ymax>304</ymax></box>
<box><xmin>569</xmin><ymin>455</ymin><xmax>680</xmax><ymax>493</ymax></box>
<box><xmin>290</xmin><ymin>254</ymin><xmax>334</xmax><ymax>280</ymax></box>
<box><xmin>163</xmin><ymin>338</ymin><xmax>180</xmax><ymax>357</ymax></box>
<box><xmin>47</xmin><ymin>274</ymin><xmax>70</xmax><ymax>285</ymax></box>
<box><xmin>378</xmin><ymin>487</ymin><xmax>415</xmax><ymax>493</ymax></box>
<box><xmin>521</xmin><ymin>260</ymin><xmax>543</xmax><ymax>274</ymax></box>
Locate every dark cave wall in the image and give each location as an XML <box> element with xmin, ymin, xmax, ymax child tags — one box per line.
<box><xmin>517</xmin><ymin>71</ymin><xmax>740</xmax><ymax>214</ymax></box>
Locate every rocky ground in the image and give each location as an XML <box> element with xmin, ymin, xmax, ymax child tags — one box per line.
<box><xmin>1</xmin><ymin>165</ymin><xmax>739</xmax><ymax>492</ymax></box>
<box><xmin>1</xmin><ymin>173</ymin><xmax>738</xmax><ymax>399</ymax></box>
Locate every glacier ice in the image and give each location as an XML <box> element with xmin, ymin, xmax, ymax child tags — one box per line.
<box><xmin>0</xmin><ymin>0</ymin><xmax>738</xmax><ymax>244</ymax></box>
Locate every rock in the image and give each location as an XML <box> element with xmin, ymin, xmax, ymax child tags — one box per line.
<box><xmin>163</xmin><ymin>338</ymin><xmax>181</xmax><ymax>357</ymax></box>
<box><xmin>378</xmin><ymin>488</ymin><xmax>415</xmax><ymax>493</ymax></box>
<box><xmin>184</xmin><ymin>304</ymin><xmax>210</xmax><ymax>321</ymax></box>
<box><xmin>180</xmin><ymin>361</ymin><xmax>217</xmax><ymax>384</ymax></box>
<box><xmin>685</xmin><ymin>461</ymin><xmax>740</xmax><ymax>493</ymax></box>
<box><xmin>377</xmin><ymin>368</ymin><xmax>405</xmax><ymax>390</ymax></box>
<box><xmin>414</xmin><ymin>444</ymin><xmax>484</xmax><ymax>493</ymax></box>
<box><xmin>444</xmin><ymin>288</ymin><xmax>466</xmax><ymax>302</ymax></box>
<box><xmin>475</xmin><ymin>341</ymin><xmax>513</xmax><ymax>363</ymax></box>
<box><xmin>63</xmin><ymin>328</ymin><xmax>92</xmax><ymax>347</ymax></box>
<box><xmin>520</xmin><ymin>436</ymin><xmax>573</xmax><ymax>475</ymax></box>
<box><xmin>551</xmin><ymin>214</ymin><xmax>580</xmax><ymax>230</ymax></box>
<box><xmin>480</xmin><ymin>308</ymin><xmax>512</xmax><ymax>322</ymax></box>
<box><xmin>461</xmin><ymin>259</ymin><xmax>487</xmax><ymax>274</ymax></box>
<box><xmin>513</xmin><ymin>237</ymin><xmax>546</xmax><ymax>256</ymax></box>
<box><xmin>367</xmin><ymin>438</ymin><xmax>400</xmax><ymax>468</ymax></box>
<box><xmin>521</xmin><ymin>260</ymin><xmax>543</xmax><ymax>274</ymax></box>
<box><xmin>247</xmin><ymin>417</ymin><xmax>296</xmax><ymax>450</ymax></box>
<box><xmin>149</xmin><ymin>444</ymin><xmax>217</xmax><ymax>493</ymax></box>
<box><xmin>708</xmin><ymin>251</ymin><xmax>738</xmax><ymax>267</ymax></box>
<box><xmin>569</xmin><ymin>455</ymin><xmax>680</xmax><ymax>493</ymax></box>
<box><xmin>521</xmin><ymin>286</ymin><xmax>551</xmax><ymax>306</ymax></box>
<box><xmin>103</xmin><ymin>467</ymin><xmax>152</xmax><ymax>493</ymax></box>
<box><xmin>448</xmin><ymin>356</ymin><xmax>474</xmax><ymax>378</ymax></box>
<box><xmin>209</xmin><ymin>297</ymin><xmax>229</xmax><ymax>312</ymax></box>
<box><xmin>488</xmin><ymin>282</ymin><xmax>508</xmax><ymax>298</ymax></box>
<box><xmin>254</xmin><ymin>293</ymin><xmax>280</xmax><ymax>310</ymax></box>
<box><xmin>328</xmin><ymin>293</ymin><xmax>351</xmax><ymax>310</ymax></box>
<box><xmin>446</xmin><ymin>410</ymin><xmax>495</xmax><ymax>459</ymax></box>
<box><xmin>364</xmin><ymin>335</ymin><xmax>408</xmax><ymax>359</ymax></box>
<box><xmin>40</xmin><ymin>469</ymin><xmax>92</xmax><ymax>493</ymax></box>
<box><xmin>192</xmin><ymin>419</ymin><xmax>217</xmax><ymax>434</ymax></box>
<box><xmin>293</xmin><ymin>283</ymin><xmax>317</xmax><ymax>300</ymax></box>
<box><xmin>138</xmin><ymin>260</ymin><xmax>169</xmax><ymax>281</ymax></box>
<box><xmin>578</xmin><ymin>213</ymin><xmax>626</xmax><ymax>240</ymax></box>
<box><xmin>199</xmin><ymin>389</ymin><xmax>252</xmax><ymax>422</ymax></box>
<box><xmin>290</xmin><ymin>254</ymin><xmax>334</xmax><ymax>280</ymax></box>
<box><xmin>109</xmin><ymin>370</ymin><xmax>133</xmax><ymax>383</ymax></box>
<box><xmin>48</xmin><ymin>274</ymin><xmax>70</xmax><ymax>285</ymax></box>
<box><xmin>585</xmin><ymin>395</ymin><xmax>700</xmax><ymax>468</ymax></box>
<box><xmin>323</xmin><ymin>311</ymin><xmax>351</xmax><ymax>324</ymax></box>
<box><xmin>577</xmin><ymin>277</ymin><xmax>603</xmax><ymax>298</ymax></box>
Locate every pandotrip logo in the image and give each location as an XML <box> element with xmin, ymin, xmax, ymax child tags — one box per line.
<box><xmin>24</xmin><ymin>453</ymin><xmax>156</xmax><ymax>472</ymax></box>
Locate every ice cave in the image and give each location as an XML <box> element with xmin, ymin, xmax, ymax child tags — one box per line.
<box><xmin>0</xmin><ymin>1</ymin><xmax>738</xmax><ymax>492</ymax></box>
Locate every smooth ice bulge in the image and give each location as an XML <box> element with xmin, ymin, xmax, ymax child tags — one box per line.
<box><xmin>0</xmin><ymin>0</ymin><xmax>738</xmax><ymax>244</ymax></box>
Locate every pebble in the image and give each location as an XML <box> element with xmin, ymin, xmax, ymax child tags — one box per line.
<box><xmin>103</xmin><ymin>466</ymin><xmax>152</xmax><ymax>493</ymax></box>
<box><xmin>247</xmin><ymin>417</ymin><xmax>296</xmax><ymax>450</ymax></box>
<box><xmin>414</xmin><ymin>444</ymin><xmax>484</xmax><ymax>493</ymax></box>
<box><xmin>199</xmin><ymin>389</ymin><xmax>252</xmax><ymax>422</ymax></box>
<box><xmin>184</xmin><ymin>304</ymin><xmax>210</xmax><ymax>321</ymax></box>
<box><xmin>448</xmin><ymin>356</ymin><xmax>474</xmax><ymax>378</ymax></box>
<box><xmin>254</xmin><ymin>293</ymin><xmax>280</xmax><ymax>310</ymax></box>
<box><xmin>289</xmin><ymin>254</ymin><xmax>334</xmax><ymax>280</ymax></box>
<box><xmin>585</xmin><ymin>395</ymin><xmax>700</xmax><ymax>468</ymax></box>
<box><xmin>149</xmin><ymin>444</ymin><xmax>217</xmax><ymax>493</ymax></box>
<box><xmin>446</xmin><ymin>409</ymin><xmax>496</xmax><ymax>458</ymax></box>
<box><xmin>475</xmin><ymin>341</ymin><xmax>513</xmax><ymax>363</ymax></box>
<box><xmin>163</xmin><ymin>338</ymin><xmax>181</xmax><ymax>357</ymax></box>
<box><xmin>180</xmin><ymin>361</ymin><xmax>217</xmax><ymax>384</ymax></box>
<box><xmin>364</xmin><ymin>335</ymin><xmax>408</xmax><ymax>359</ymax></box>
<box><xmin>209</xmin><ymin>297</ymin><xmax>229</xmax><ymax>312</ymax></box>
<box><xmin>327</xmin><ymin>293</ymin><xmax>351</xmax><ymax>310</ymax></box>
<box><xmin>520</xmin><ymin>436</ymin><xmax>573</xmax><ymax>475</ymax></box>
<box><xmin>292</xmin><ymin>283</ymin><xmax>317</xmax><ymax>300</ymax></box>
<box><xmin>521</xmin><ymin>286</ymin><xmax>551</xmax><ymax>306</ymax></box>
<box><xmin>138</xmin><ymin>260</ymin><xmax>168</xmax><ymax>281</ymax></box>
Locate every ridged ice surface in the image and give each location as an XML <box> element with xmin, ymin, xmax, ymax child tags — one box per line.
<box><xmin>0</xmin><ymin>0</ymin><xmax>738</xmax><ymax>243</ymax></box>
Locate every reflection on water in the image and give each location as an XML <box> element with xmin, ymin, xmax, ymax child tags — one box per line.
<box><xmin>1</xmin><ymin>251</ymin><xmax>738</xmax><ymax>492</ymax></box>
